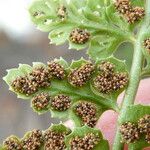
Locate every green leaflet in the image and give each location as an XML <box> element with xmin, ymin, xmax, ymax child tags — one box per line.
<box><xmin>90</xmin><ymin>56</ymin><xmax>129</xmax><ymax>100</ymax></box>
<box><xmin>120</xmin><ymin>105</ymin><xmax>150</xmax><ymax>150</ymax></box>
<box><xmin>3</xmin><ymin>64</ymin><xmax>33</xmax><ymax>99</ymax></box>
<box><xmin>28</xmin><ymin>0</ymin><xmax>134</xmax><ymax>60</ymax></box>
<box><xmin>65</xmin><ymin>125</ymin><xmax>109</xmax><ymax>150</ymax></box>
<box><xmin>3</xmin><ymin>58</ymin><xmax>119</xmax><ymax>126</ymax></box>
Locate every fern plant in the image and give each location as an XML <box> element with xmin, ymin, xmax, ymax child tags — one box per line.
<box><xmin>1</xmin><ymin>0</ymin><xmax>150</xmax><ymax>149</ymax></box>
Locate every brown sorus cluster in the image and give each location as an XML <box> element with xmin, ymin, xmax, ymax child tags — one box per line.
<box><xmin>11</xmin><ymin>61</ymin><xmax>65</xmax><ymax>95</ymax></box>
<box><xmin>30</xmin><ymin>66</ymin><xmax>52</xmax><ymax>88</ymax></box>
<box><xmin>70</xmin><ymin>28</ymin><xmax>90</xmax><ymax>44</ymax></box>
<box><xmin>22</xmin><ymin>129</ymin><xmax>43</xmax><ymax>150</ymax></box>
<box><xmin>47</xmin><ymin>61</ymin><xmax>65</xmax><ymax>79</ymax></box>
<box><xmin>127</xmin><ymin>7</ymin><xmax>145</xmax><ymax>24</ymax></box>
<box><xmin>51</xmin><ymin>94</ymin><xmax>71</xmax><ymax>111</ymax></box>
<box><xmin>94</xmin><ymin>72</ymin><xmax>128</xmax><ymax>93</ymax></box>
<box><xmin>120</xmin><ymin>122</ymin><xmax>140</xmax><ymax>143</ymax></box>
<box><xmin>32</xmin><ymin>93</ymin><xmax>51</xmax><ymax>111</ymax></box>
<box><xmin>11</xmin><ymin>76</ymin><xmax>38</xmax><ymax>96</ymax></box>
<box><xmin>70</xmin><ymin>133</ymin><xmax>100</xmax><ymax>150</ymax></box>
<box><xmin>114</xmin><ymin>0</ymin><xmax>145</xmax><ymax>24</ymax></box>
<box><xmin>144</xmin><ymin>38</ymin><xmax>150</xmax><ymax>53</ymax></box>
<box><xmin>68</xmin><ymin>62</ymin><xmax>95</xmax><ymax>87</ymax></box>
<box><xmin>138</xmin><ymin>115</ymin><xmax>150</xmax><ymax>133</ymax></box>
<box><xmin>94</xmin><ymin>61</ymin><xmax>128</xmax><ymax>94</ymax></box>
<box><xmin>120</xmin><ymin>115</ymin><xmax>150</xmax><ymax>144</ymax></box>
<box><xmin>98</xmin><ymin>61</ymin><xmax>115</xmax><ymax>73</ymax></box>
<box><xmin>138</xmin><ymin>115</ymin><xmax>150</xmax><ymax>143</ymax></box>
<box><xmin>44</xmin><ymin>130</ymin><xmax>67</xmax><ymax>150</ymax></box>
<box><xmin>11</xmin><ymin>66</ymin><xmax>51</xmax><ymax>95</ymax></box>
<box><xmin>3</xmin><ymin>137</ymin><xmax>22</xmax><ymax>150</ymax></box>
<box><xmin>74</xmin><ymin>101</ymin><xmax>98</xmax><ymax>127</ymax></box>
<box><xmin>57</xmin><ymin>5</ymin><xmax>67</xmax><ymax>20</ymax></box>
<box><xmin>114</xmin><ymin>0</ymin><xmax>132</xmax><ymax>14</ymax></box>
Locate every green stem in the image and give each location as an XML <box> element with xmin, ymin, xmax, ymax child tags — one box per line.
<box><xmin>113</xmin><ymin>1</ymin><xmax>150</xmax><ymax>149</ymax></box>
<box><xmin>113</xmin><ymin>30</ymin><xmax>143</xmax><ymax>150</ymax></box>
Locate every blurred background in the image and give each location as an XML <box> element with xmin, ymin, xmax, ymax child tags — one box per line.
<box><xmin>0</xmin><ymin>0</ymin><xmax>133</xmax><ymax>142</ymax></box>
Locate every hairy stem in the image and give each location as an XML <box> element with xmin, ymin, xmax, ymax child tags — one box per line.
<box><xmin>113</xmin><ymin>1</ymin><xmax>150</xmax><ymax>149</ymax></box>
